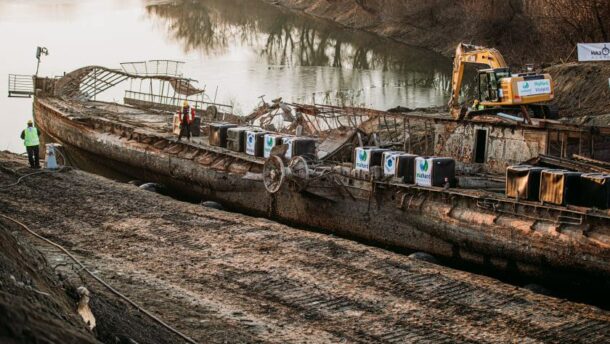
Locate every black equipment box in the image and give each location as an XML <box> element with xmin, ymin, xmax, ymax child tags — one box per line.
<box><xmin>395</xmin><ymin>154</ymin><xmax>418</xmax><ymax>184</ymax></box>
<box><xmin>579</xmin><ymin>173</ymin><xmax>610</xmax><ymax>209</ymax></box>
<box><xmin>353</xmin><ymin>147</ymin><xmax>390</xmax><ymax>172</ymax></box>
<box><xmin>191</xmin><ymin>117</ymin><xmax>201</xmax><ymax>137</ymax></box>
<box><xmin>226</xmin><ymin>127</ymin><xmax>250</xmax><ymax>152</ymax></box>
<box><xmin>283</xmin><ymin>137</ymin><xmax>316</xmax><ymax>159</ymax></box>
<box><xmin>416</xmin><ymin>157</ymin><xmax>456</xmax><ymax>187</ymax></box>
<box><xmin>209</xmin><ymin>122</ymin><xmax>237</xmax><ymax>147</ymax></box>
<box><xmin>539</xmin><ymin>169</ymin><xmax>582</xmax><ymax>206</ymax></box>
<box><xmin>505</xmin><ymin>165</ymin><xmax>545</xmax><ymax>201</ymax></box>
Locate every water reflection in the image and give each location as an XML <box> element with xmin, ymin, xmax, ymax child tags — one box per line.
<box><xmin>146</xmin><ymin>0</ymin><xmax>450</xmax><ymax>75</ymax></box>
<box><xmin>0</xmin><ymin>0</ymin><xmax>470</xmax><ymax>153</ymax></box>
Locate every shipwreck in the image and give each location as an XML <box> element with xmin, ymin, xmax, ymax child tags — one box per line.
<box><xmin>15</xmin><ymin>60</ymin><xmax>610</xmax><ymax>289</ymax></box>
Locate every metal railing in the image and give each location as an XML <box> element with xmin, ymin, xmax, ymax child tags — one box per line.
<box><xmin>124</xmin><ymin>90</ymin><xmax>234</xmax><ymax>113</ymax></box>
<box><xmin>8</xmin><ymin>74</ymin><xmax>34</xmax><ymax>98</ymax></box>
<box><xmin>120</xmin><ymin>60</ymin><xmax>185</xmax><ymax>77</ymax></box>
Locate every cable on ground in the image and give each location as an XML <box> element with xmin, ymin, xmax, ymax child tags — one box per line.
<box><xmin>0</xmin><ymin>166</ymin><xmax>70</xmax><ymax>190</ymax></box>
<box><xmin>0</xmin><ymin>214</ymin><xmax>198</xmax><ymax>344</ymax></box>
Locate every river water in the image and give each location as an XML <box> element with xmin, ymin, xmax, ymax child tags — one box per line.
<box><xmin>0</xmin><ymin>0</ymin><xmax>452</xmax><ymax>153</ymax></box>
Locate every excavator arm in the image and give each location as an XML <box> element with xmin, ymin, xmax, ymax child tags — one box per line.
<box><xmin>448</xmin><ymin>43</ymin><xmax>508</xmax><ymax>119</ymax></box>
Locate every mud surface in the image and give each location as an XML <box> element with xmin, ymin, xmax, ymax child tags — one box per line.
<box><xmin>1</xmin><ymin>151</ymin><xmax>610</xmax><ymax>343</ymax></box>
<box><xmin>547</xmin><ymin>62</ymin><xmax>610</xmax><ymax>121</ymax></box>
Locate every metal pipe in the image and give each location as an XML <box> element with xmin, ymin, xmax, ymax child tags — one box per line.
<box><xmin>497</xmin><ymin>112</ymin><xmax>526</xmax><ymax>123</ymax></box>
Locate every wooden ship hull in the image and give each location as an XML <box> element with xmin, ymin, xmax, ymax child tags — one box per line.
<box><xmin>31</xmin><ymin>64</ymin><xmax>610</xmax><ymax>289</ymax></box>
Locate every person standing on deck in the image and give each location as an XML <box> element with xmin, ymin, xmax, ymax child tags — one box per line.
<box><xmin>20</xmin><ymin>120</ymin><xmax>41</xmax><ymax>168</ymax></box>
<box><xmin>178</xmin><ymin>100</ymin><xmax>195</xmax><ymax>141</ymax></box>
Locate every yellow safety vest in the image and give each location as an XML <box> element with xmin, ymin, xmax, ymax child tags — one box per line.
<box><xmin>24</xmin><ymin>127</ymin><xmax>40</xmax><ymax>147</ymax></box>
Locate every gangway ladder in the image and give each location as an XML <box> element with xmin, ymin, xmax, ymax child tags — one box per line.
<box><xmin>8</xmin><ymin>74</ymin><xmax>35</xmax><ymax>98</ymax></box>
<box><xmin>78</xmin><ymin>68</ymin><xmax>129</xmax><ymax>100</ymax></box>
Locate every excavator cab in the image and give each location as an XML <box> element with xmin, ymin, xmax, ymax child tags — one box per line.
<box><xmin>449</xmin><ymin>43</ymin><xmax>554</xmax><ymax>121</ymax></box>
<box><xmin>477</xmin><ymin>68</ymin><xmax>510</xmax><ymax>103</ymax></box>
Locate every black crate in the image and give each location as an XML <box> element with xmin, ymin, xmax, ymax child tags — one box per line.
<box><xmin>191</xmin><ymin>117</ymin><xmax>201</xmax><ymax>137</ymax></box>
<box><xmin>430</xmin><ymin>157</ymin><xmax>455</xmax><ymax>187</ymax></box>
<box><xmin>416</xmin><ymin>157</ymin><xmax>454</xmax><ymax>187</ymax></box>
<box><xmin>369</xmin><ymin>149</ymin><xmax>388</xmax><ymax>167</ymax></box>
<box><xmin>396</xmin><ymin>154</ymin><xmax>418</xmax><ymax>184</ymax></box>
<box><xmin>227</xmin><ymin>127</ymin><xmax>250</xmax><ymax>152</ymax></box>
<box><xmin>382</xmin><ymin>151</ymin><xmax>403</xmax><ymax>176</ymax></box>
<box><xmin>505</xmin><ymin>165</ymin><xmax>545</xmax><ymax>201</ymax></box>
<box><xmin>209</xmin><ymin>122</ymin><xmax>237</xmax><ymax>147</ymax></box>
<box><xmin>579</xmin><ymin>173</ymin><xmax>610</xmax><ymax>209</ymax></box>
<box><xmin>539</xmin><ymin>169</ymin><xmax>582</xmax><ymax>206</ymax></box>
<box><xmin>283</xmin><ymin>137</ymin><xmax>316</xmax><ymax>159</ymax></box>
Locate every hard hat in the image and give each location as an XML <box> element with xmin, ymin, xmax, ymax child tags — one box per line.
<box><xmin>27</xmin><ymin>119</ymin><xmax>33</xmax><ymax>125</ymax></box>
<box><xmin>183</xmin><ymin>100</ymin><xmax>189</xmax><ymax>107</ymax></box>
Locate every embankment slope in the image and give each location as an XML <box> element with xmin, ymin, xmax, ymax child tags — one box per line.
<box><xmin>0</xmin><ymin>220</ymin><xmax>99</xmax><ymax>344</ymax></box>
<box><xmin>547</xmin><ymin>62</ymin><xmax>610</xmax><ymax>122</ymax></box>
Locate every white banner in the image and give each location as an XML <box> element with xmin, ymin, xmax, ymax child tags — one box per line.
<box><xmin>264</xmin><ymin>134</ymin><xmax>281</xmax><ymax>158</ymax></box>
<box><xmin>383</xmin><ymin>152</ymin><xmax>399</xmax><ymax>176</ymax></box>
<box><xmin>245</xmin><ymin>131</ymin><xmax>257</xmax><ymax>156</ymax></box>
<box><xmin>517</xmin><ymin>79</ymin><xmax>552</xmax><ymax>97</ymax></box>
<box><xmin>354</xmin><ymin>147</ymin><xmax>371</xmax><ymax>172</ymax></box>
<box><xmin>577</xmin><ymin>43</ymin><xmax>610</xmax><ymax>62</ymax></box>
<box><xmin>415</xmin><ymin>157</ymin><xmax>432</xmax><ymax>187</ymax></box>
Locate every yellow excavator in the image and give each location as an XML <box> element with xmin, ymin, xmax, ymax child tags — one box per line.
<box><xmin>448</xmin><ymin>43</ymin><xmax>555</xmax><ymax>122</ymax></box>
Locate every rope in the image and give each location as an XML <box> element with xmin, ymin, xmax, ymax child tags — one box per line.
<box><xmin>0</xmin><ymin>215</ymin><xmax>198</xmax><ymax>344</ymax></box>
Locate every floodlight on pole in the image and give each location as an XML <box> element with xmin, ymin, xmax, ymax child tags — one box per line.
<box><xmin>35</xmin><ymin>46</ymin><xmax>49</xmax><ymax>76</ymax></box>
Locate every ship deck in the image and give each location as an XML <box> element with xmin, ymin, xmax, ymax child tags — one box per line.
<box><xmin>39</xmin><ymin>97</ymin><xmax>610</xmax><ymax>225</ymax></box>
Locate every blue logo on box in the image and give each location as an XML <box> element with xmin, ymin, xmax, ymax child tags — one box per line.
<box><xmin>358</xmin><ymin>150</ymin><xmax>368</xmax><ymax>161</ymax></box>
<box><xmin>386</xmin><ymin>158</ymin><xmax>393</xmax><ymax>168</ymax></box>
<box><xmin>419</xmin><ymin>160</ymin><xmax>429</xmax><ymax>172</ymax></box>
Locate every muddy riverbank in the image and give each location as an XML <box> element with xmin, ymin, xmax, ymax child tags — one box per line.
<box><xmin>0</xmin><ymin>221</ymin><xmax>185</xmax><ymax>344</ymax></box>
<box><xmin>1</xmin><ymin>151</ymin><xmax>610</xmax><ymax>343</ymax></box>
<box><xmin>546</xmin><ymin>62</ymin><xmax>610</xmax><ymax>121</ymax></box>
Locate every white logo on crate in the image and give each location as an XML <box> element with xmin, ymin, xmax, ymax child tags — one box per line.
<box><xmin>415</xmin><ymin>157</ymin><xmax>432</xmax><ymax>187</ymax></box>
<box><xmin>282</xmin><ymin>137</ymin><xmax>293</xmax><ymax>159</ymax></box>
<box><xmin>246</xmin><ymin>131</ymin><xmax>256</xmax><ymax>156</ymax></box>
<box><xmin>517</xmin><ymin>79</ymin><xmax>551</xmax><ymax>97</ymax></box>
<box><xmin>264</xmin><ymin>134</ymin><xmax>279</xmax><ymax>158</ymax></box>
<box><xmin>355</xmin><ymin>147</ymin><xmax>371</xmax><ymax>171</ymax></box>
<box><xmin>383</xmin><ymin>153</ymin><xmax>399</xmax><ymax>176</ymax></box>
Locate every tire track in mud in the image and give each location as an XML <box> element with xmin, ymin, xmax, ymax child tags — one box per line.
<box><xmin>26</xmin><ymin>208</ymin><xmax>610</xmax><ymax>343</ymax></box>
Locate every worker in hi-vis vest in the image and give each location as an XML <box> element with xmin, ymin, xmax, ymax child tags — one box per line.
<box><xmin>20</xmin><ymin>120</ymin><xmax>41</xmax><ymax>168</ymax></box>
